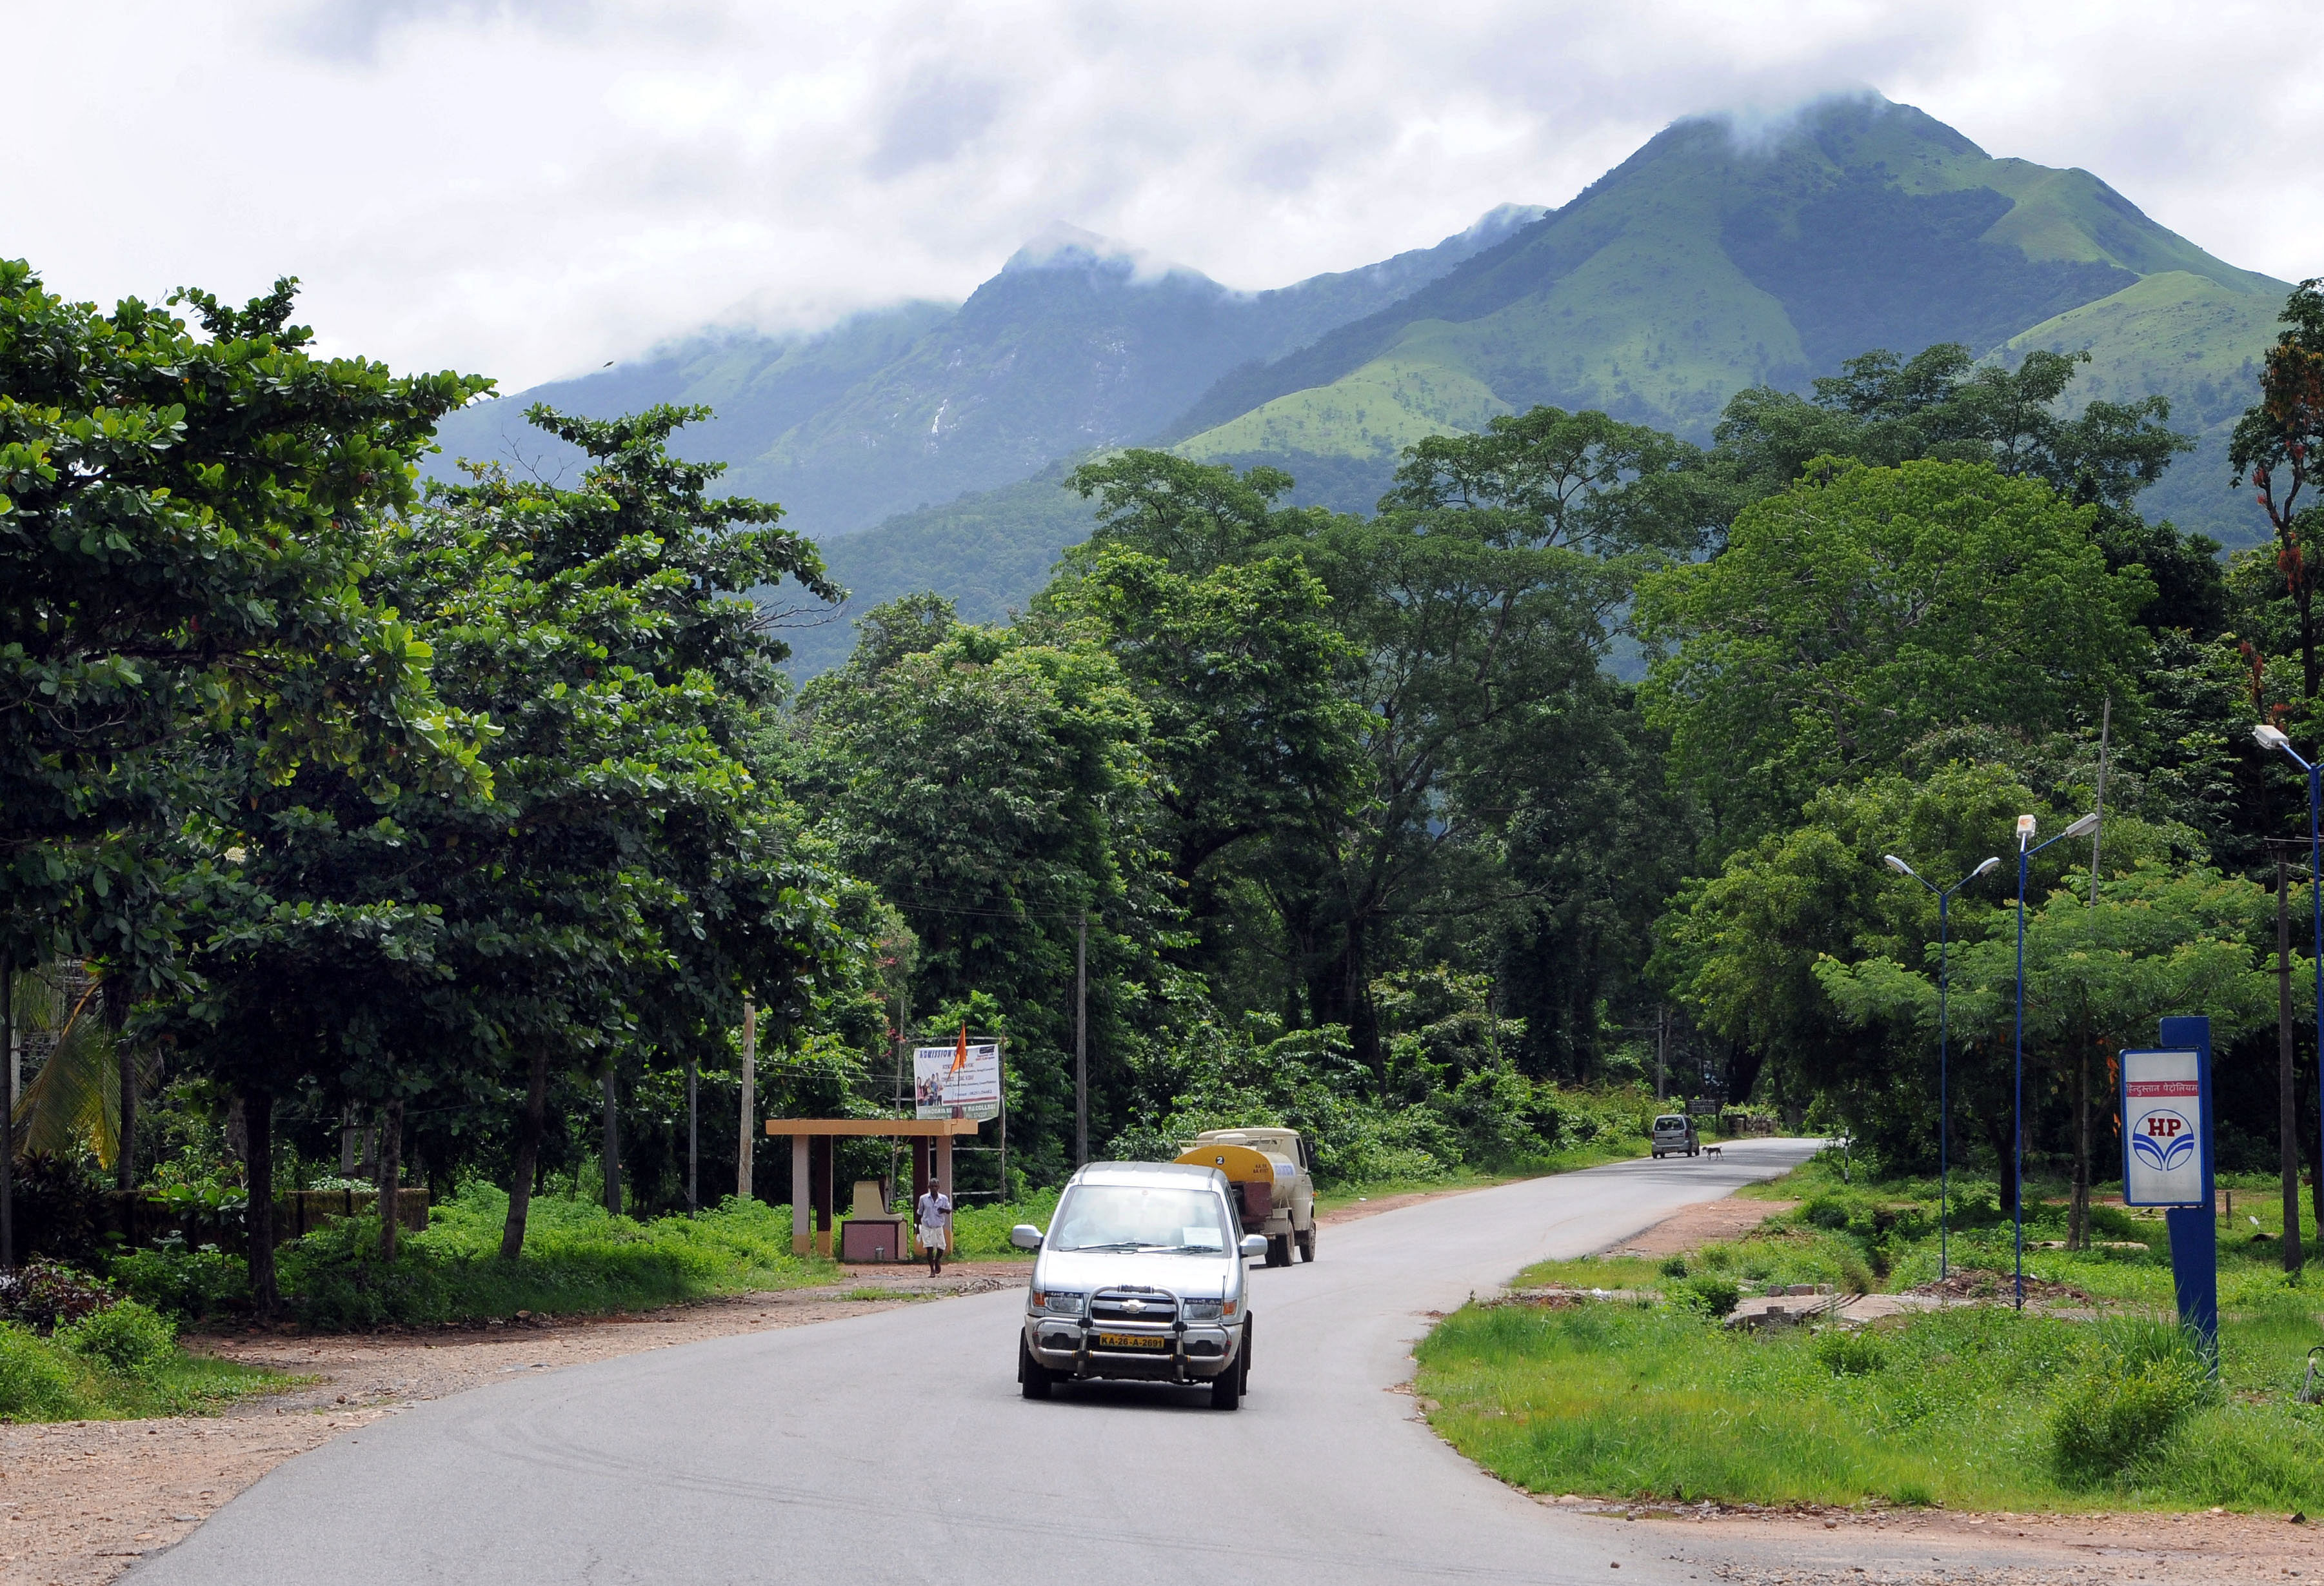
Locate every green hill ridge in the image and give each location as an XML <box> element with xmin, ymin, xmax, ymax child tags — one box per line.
<box><xmin>430</xmin><ymin>92</ymin><xmax>2294</xmax><ymax>677</ymax></box>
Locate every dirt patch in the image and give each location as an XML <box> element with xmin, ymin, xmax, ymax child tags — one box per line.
<box><xmin>1566</xmin><ymin>1498</ymin><xmax>2324</xmax><ymax>1585</ymax></box>
<box><xmin>1599</xmin><ymin>1198</ymin><xmax>1797</xmax><ymax>1258</ymax></box>
<box><xmin>0</xmin><ymin>1263</ymin><xmax>1029</xmax><ymax>1586</ymax></box>
<box><xmin>1907</xmin><ymin>1269</ymin><xmax>2094</xmax><ymax>1307</ymax></box>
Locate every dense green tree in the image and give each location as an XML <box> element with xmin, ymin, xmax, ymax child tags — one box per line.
<box><xmin>790</xmin><ymin>601</ymin><xmax>1167</xmax><ymax>1187</ymax></box>
<box><xmin>1821</xmin><ymin>862</ymin><xmax>2274</xmax><ymax>1216</ymax></box>
<box><xmin>1638</xmin><ymin>459</ymin><xmax>2154</xmax><ymax>846</ymax></box>
<box><xmin>2229</xmin><ymin>279</ymin><xmax>2324</xmax><ymax>705</ymax></box>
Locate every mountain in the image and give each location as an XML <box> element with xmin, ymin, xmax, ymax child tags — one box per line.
<box><xmin>428</xmin><ymin>204</ymin><xmax>1545</xmax><ymax>533</ymax></box>
<box><xmin>430</xmin><ymin>93</ymin><xmax>2292</xmax><ymax>679</ymax></box>
<box><xmin>1164</xmin><ymin>95</ymin><xmax>2285</xmax><ymax>539</ymax></box>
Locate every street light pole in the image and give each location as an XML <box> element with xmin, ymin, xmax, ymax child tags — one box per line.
<box><xmin>2011</xmin><ymin>810</ymin><xmax>2103</xmax><ymax>1310</ymax></box>
<box><xmin>2254</xmin><ymin>723</ymin><xmax>2324</xmax><ymax>1252</ymax></box>
<box><xmin>1883</xmin><ymin>853</ymin><xmax>2003</xmax><ymax>1281</ymax></box>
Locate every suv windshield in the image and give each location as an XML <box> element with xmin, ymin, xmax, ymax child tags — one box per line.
<box><xmin>1051</xmin><ymin>1184</ymin><xmax>1229</xmax><ymax>1253</ymax></box>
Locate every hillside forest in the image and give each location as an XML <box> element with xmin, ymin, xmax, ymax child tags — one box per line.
<box><xmin>11</xmin><ymin>257</ymin><xmax>2324</xmax><ymax>1313</ymax></box>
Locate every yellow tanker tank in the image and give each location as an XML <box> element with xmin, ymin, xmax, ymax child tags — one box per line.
<box><xmin>1175</xmin><ymin>1141</ymin><xmax>1275</xmax><ymax>1234</ymax></box>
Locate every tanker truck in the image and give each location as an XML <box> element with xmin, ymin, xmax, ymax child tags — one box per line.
<box><xmin>1174</xmin><ymin>1127</ymin><xmax>1316</xmax><ymax>1267</ymax></box>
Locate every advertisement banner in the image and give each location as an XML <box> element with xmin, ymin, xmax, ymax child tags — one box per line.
<box><xmin>2121</xmin><ymin>1047</ymin><xmax>2205</xmax><ymax>1207</ymax></box>
<box><xmin>913</xmin><ymin>1040</ymin><xmax>1000</xmax><ymax>1122</ymax></box>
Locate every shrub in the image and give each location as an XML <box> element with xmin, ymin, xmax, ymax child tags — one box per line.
<box><xmin>1813</xmin><ymin>1327</ymin><xmax>1886</xmax><ymax>1376</ymax></box>
<box><xmin>0</xmin><ymin>1259</ymin><xmax>114</xmax><ymax>1333</ymax></box>
<box><xmin>2051</xmin><ymin>1323</ymin><xmax>2218</xmax><ymax>1485</ymax></box>
<box><xmin>277</xmin><ymin>1217</ymin><xmax>455</xmax><ymax>1331</ymax></box>
<box><xmin>111</xmin><ymin>1247</ymin><xmax>250</xmax><ymax>1322</ymax></box>
<box><xmin>1673</xmin><ymin>1274</ymin><xmax>1740</xmax><ymax>1317</ymax></box>
<box><xmin>1659</xmin><ymin>1255</ymin><xmax>1689</xmax><ymax>1278</ymax></box>
<box><xmin>55</xmin><ymin>1299</ymin><xmax>177</xmax><ymax>1379</ymax></box>
<box><xmin>14</xmin><ymin>1153</ymin><xmax>110</xmax><ymax>1265</ymax></box>
<box><xmin>0</xmin><ymin>1323</ymin><xmax>81</xmax><ymax>1419</ymax></box>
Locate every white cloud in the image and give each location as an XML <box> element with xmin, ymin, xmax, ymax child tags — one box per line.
<box><xmin>13</xmin><ymin>1</ymin><xmax>2318</xmax><ymax>391</ymax></box>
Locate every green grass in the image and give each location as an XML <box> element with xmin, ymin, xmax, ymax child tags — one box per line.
<box><xmin>1416</xmin><ymin>1298</ymin><xmax>2324</xmax><ymax>1512</ymax></box>
<box><xmin>0</xmin><ymin>1320</ymin><xmax>294</xmax><ymax>1423</ymax></box>
<box><xmin>1417</xmin><ymin>1153</ymin><xmax>2324</xmax><ymax>1513</ymax></box>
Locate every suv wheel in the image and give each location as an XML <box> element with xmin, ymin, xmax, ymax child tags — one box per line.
<box><xmin>1018</xmin><ymin>1336</ymin><xmax>1053</xmax><ymax>1400</ymax></box>
<box><xmin>1210</xmin><ymin>1346</ymin><xmax>1243</xmax><ymax>1411</ymax></box>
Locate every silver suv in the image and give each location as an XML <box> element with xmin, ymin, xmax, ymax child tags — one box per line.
<box><xmin>1010</xmin><ymin>1162</ymin><xmax>1268</xmax><ymax>1410</ymax></box>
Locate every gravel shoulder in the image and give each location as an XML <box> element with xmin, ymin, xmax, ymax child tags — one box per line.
<box><xmin>0</xmin><ymin>1263</ymin><xmax>1029</xmax><ymax>1586</ymax></box>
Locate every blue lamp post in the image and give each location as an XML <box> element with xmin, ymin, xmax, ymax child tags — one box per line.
<box><xmin>2252</xmin><ymin>722</ymin><xmax>2323</xmax><ymax>1253</ymax></box>
<box><xmin>2011</xmin><ymin>809</ymin><xmax>2103</xmax><ymax>1310</ymax></box>
<box><xmin>1883</xmin><ymin>852</ymin><xmax>2003</xmax><ymax>1281</ymax></box>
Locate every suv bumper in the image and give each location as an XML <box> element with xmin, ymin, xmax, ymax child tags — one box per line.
<box><xmin>1024</xmin><ymin>1316</ymin><xmax>1240</xmax><ymax>1382</ymax></box>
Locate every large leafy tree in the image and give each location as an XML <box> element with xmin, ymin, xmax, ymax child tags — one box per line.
<box><xmin>1638</xmin><ymin>459</ymin><xmax>2154</xmax><ymax>846</ymax></box>
<box><xmin>2230</xmin><ymin>279</ymin><xmax>2324</xmax><ymax>705</ymax></box>
<box><xmin>1713</xmin><ymin>343</ymin><xmax>2190</xmax><ymax>513</ymax></box>
<box><xmin>150</xmin><ymin>403</ymin><xmax>852</xmax><ymax>1303</ymax></box>
<box><xmin>791</xmin><ymin>600</ymin><xmax>1166</xmax><ymax>1186</ymax></box>
<box><xmin>0</xmin><ymin>264</ymin><xmax>486</xmax><ymax>983</ymax></box>
<box><xmin>1821</xmin><ymin>862</ymin><xmax>2272</xmax><ymax>1215</ymax></box>
<box><xmin>2</xmin><ymin>265</ymin><xmax>485</xmax><ymax>1271</ymax></box>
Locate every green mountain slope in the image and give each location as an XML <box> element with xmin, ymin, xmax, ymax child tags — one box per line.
<box><xmin>427</xmin><ymin>301</ymin><xmax>956</xmax><ymax>492</ymax></box>
<box><xmin>429</xmin><ymin>206</ymin><xmax>1541</xmax><ymax>539</ymax></box>
<box><xmin>1167</xmin><ymin>94</ymin><xmax>2287</xmax><ymax>546</ymax></box>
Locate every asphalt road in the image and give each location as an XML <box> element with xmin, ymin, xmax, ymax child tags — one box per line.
<box><xmin>134</xmin><ymin>1140</ymin><xmax>1819</xmax><ymax>1586</ymax></box>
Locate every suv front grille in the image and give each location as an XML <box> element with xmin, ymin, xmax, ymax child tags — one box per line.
<box><xmin>1088</xmin><ymin>1287</ymin><xmax>1178</xmax><ymax>1327</ymax></box>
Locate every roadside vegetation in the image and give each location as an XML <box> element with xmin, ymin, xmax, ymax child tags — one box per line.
<box><xmin>1417</xmin><ymin>1154</ymin><xmax>2324</xmax><ymax>1512</ymax></box>
<box><xmin>0</xmin><ymin>1264</ymin><xmax>290</xmax><ymax>1421</ymax></box>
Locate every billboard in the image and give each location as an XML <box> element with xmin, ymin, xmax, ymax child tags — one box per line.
<box><xmin>914</xmin><ymin>1040</ymin><xmax>1000</xmax><ymax>1122</ymax></box>
<box><xmin>2121</xmin><ymin>1047</ymin><xmax>2205</xmax><ymax>1207</ymax></box>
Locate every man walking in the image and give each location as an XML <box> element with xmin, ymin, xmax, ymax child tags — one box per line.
<box><xmin>916</xmin><ymin>1179</ymin><xmax>953</xmax><ymax>1276</ymax></box>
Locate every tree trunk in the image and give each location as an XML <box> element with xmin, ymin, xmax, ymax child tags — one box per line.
<box><xmin>243</xmin><ymin>1088</ymin><xmax>278</xmax><ymax>1322</ymax></box>
<box><xmin>1</xmin><ymin>953</ymin><xmax>14</xmax><ymax>1271</ymax></box>
<box><xmin>377</xmin><ymin>1098</ymin><xmax>404</xmax><ymax>1263</ymax></box>
<box><xmin>600</xmin><ymin>1066</ymin><xmax>622</xmax><ymax>1218</ymax></box>
<box><xmin>2299</xmin><ymin>575</ymin><xmax>2318</xmax><ymax>703</ymax></box>
<box><xmin>2070</xmin><ymin>1047</ymin><xmax>2091</xmax><ymax>1251</ymax></box>
<box><xmin>499</xmin><ymin>1043</ymin><xmax>551</xmax><ymax>1261</ymax></box>
<box><xmin>1987</xmin><ymin>1111</ymin><xmax>2018</xmax><ymax>1217</ymax></box>
<box><xmin>115</xmin><ymin>1040</ymin><xmax>138</xmax><ymax>1193</ymax></box>
<box><xmin>686</xmin><ymin>1056</ymin><xmax>698</xmax><ymax>1216</ymax></box>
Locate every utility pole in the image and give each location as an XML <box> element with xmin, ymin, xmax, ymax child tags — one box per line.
<box><xmin>1654</xmin><ymin>1006</ymin><xmax>1667</xmax><ymax>1102</ymax></box>
<box><xmin>2074</xmin><ymin>694</ymin><xmax>2111</xmax><ymax>1251</ymax></box>
<box><xmin>685</xmin><ymin>1056</ymin><xmax>698</xmax><ymax>1216</ymax></box>
<box><xmin>2281</xmin><ymin>849</ymin><xmax>2307</xmax><ymax>1273</ymax></box>
<box><xmin>1075</xmin><ymin>910</ymin><xmax>1088</xmax><ymax>1169</ymax></box>
<box><xmin>737</xmin><ymin>996</ymin><xmax>756</xmax><ymax>1203</ymax></box>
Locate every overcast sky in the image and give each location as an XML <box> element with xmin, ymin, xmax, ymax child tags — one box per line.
<box><xmin>16</xmin><ymin>1</ymin><xmax>2321</xmax><ymax>392</ymax></box>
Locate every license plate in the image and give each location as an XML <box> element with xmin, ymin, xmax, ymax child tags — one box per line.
<box><xmin>1095</xmin><ymin>1333</ymin><xmax>1167</xmax><ymax>1350</ymax></box>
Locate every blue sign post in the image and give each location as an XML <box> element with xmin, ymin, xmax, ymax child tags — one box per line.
<box><xmin>2122</xmin><ymin>1016</ymin><xmax>2216</xmax><ymax>1361</ymax></box>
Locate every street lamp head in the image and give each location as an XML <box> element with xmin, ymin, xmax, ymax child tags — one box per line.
<box><xmin>2016</xmin><ymin>814</ymin><xmax>2037</xmax><ymax>849</ymax></box>
<box><xmin>1883</xmin><ymin>854</ymin><xmax>1914</xmax><ymax>877</ymax></box>
<box><xmin>2061</xmin><ymin>811</ymin><xmax>2101</xmax><ymax>841</ymax></box>
<box><xmin>2255</xmin><ymin>722</ymin><xmax>2292</xmax><ymax>753</ymax></box>
<box><xmin>1972</xmin><ymin>857</ymin><xmax>2002</xmax><ymax>879</ymax></box>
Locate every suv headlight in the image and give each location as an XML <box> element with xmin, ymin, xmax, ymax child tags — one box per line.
<box><xmin>1035</xmin><ymin>1291</ymin><xmax>1085</xmax><ymax>1315</ymax></box>
<box><xmin>1181</xmin><ymin>1298</ymin><xmax>1224</xmax><ymax>1322</ymax></box>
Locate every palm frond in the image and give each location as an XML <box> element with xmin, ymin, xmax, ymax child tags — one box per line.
<box><xmin>13</xmin><ymin>986</ymin><xmax>118</xmax><ymax>1167</ymax></box>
